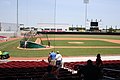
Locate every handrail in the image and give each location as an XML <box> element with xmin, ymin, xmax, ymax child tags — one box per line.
<box><xmin>103</xmin><ymin>68</ymin><xmax>120</xmax><ymax>72</ymax></box>
<box><xmin>103</xmin><ymin>76</ymin><xmax>116</xmax><ymax>80</ymax></box>
<box><xmin>103</xmin><ymin>68</ymin><xmax>120</xmax><ymax>80</ymax></box>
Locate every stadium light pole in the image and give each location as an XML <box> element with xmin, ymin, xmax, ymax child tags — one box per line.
<box><xmin>84</xmin><ymin>0</ymin><xmax>89</xmax><ymax>29</ymax></box>
<box><xmin>16</xmin><ymin>0</ymin><xmax>19</xmax><ymax>37</ymax></box>
<box><xmin>53</xmin><ymin>0</ymin><xmax>57</xmax><ymax>51</ymax></box>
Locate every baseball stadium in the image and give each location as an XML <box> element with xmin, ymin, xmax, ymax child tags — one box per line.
<box><xmin>0</xmin><ymin>33</ymin><xmax>120</xmax><ymax>80</ymax></box>
<box><xmin>0</xmin><ymin>0</ymin><xmax>120</xmax><ymax>80</ymax></box>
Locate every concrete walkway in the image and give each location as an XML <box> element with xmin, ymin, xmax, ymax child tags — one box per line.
<box><xmin>62</xmin><ymin>55</ymin><xmax>120</xmax><ymax>62</ymax></box>
<box><xmin>4</xmin><ymin>55</ymin><xmax>120</xmax><ymax>62</ymax></box>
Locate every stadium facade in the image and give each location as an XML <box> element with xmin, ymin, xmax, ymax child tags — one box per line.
<box><xmin>37</xmin><ymin>23</ymin><xmax>69</xmax><ymax>32</ymax></box>
<box><xmin>0</xmin><ymin>22</ymin><xmax>18</xmax><ymax>37</ymax></box>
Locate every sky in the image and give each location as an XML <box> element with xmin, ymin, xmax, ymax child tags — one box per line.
<box><xmin>0</xmin><ymin>0</ymin><xmax>120</xmax><ymax>29</ymax></box>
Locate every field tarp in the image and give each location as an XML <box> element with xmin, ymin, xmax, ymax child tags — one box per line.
<box><xmin>20</xmin><ymin>41</ymin><xmax>45</xmax><ymax>48</ymax></box>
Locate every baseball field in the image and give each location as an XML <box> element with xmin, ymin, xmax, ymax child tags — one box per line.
<box><xmin>0</xmin><ymin>34</ymin><xmax>120</xmax><ymax>58</ymax></box>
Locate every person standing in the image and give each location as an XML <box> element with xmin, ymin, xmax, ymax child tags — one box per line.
<box><xmin>49</xmin><ymin>51</ymin><xmax>56</xmax><ymax>66</ymax></box>
<box><xmin>96</xmin><ymin>54</ymin><xmax>103</xmax><ymax>67</ymax></box>
<box><xmin>48</xmin><ymin>41</ymin><xmax>50</xmax><ymax>47</ymax></box>
<box><xmin>48</xmin><ymin>52</ymin><xmax>51</xmax><ymax>63</ymax></box>
<box><xmin>24</xmin><ymin>41</ymin><xmax>27</xmax><ymax>48</ymax></box>
<box><xmin>42</xmin><ymin>65</ymin><xmax>58</xmax><ymax>80</ymax></box>
<box><xmin>55</xmin><ymin>51</ymin><xmax>62</xmax><ymax>67</ymax></box>
<box><xmin>77</xmin><ymin>59</ymin><xmax>101</xmax><ymax>80</ymax></box>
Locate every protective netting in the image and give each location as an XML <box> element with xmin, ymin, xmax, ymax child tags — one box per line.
<box><xmin>20</xmin><ymin>33</ymin><xmax>50</xmax><ymax>48</ymax></box>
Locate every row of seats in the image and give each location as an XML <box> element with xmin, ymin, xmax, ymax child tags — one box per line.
<box><xmin>1</xmin><ymin>60</ymin><xmax>119</xmax><ymax>80</ymax></box>
<box><xmin>0</xmin><ymin>61</ymin><xmax>49</xmax><ymax>80</ymax></box>
<box><xmin>0</xmin><ymin>60</ymin><xmax>79</xmax><ymax>80</ymax></box>
<box><xmin>64</xmin><ymin>60</ymin><xmax>120</xmax><ymax>70</ymax></box>
<box><xmin>64</xmin><ymin>60</ymin><xmax>120</xmax><ymax>80</ymax></box>
<box><xmin>0</xmin><ymin>60</ymin><xmax>49</xmax><ymax>68</ymax></box>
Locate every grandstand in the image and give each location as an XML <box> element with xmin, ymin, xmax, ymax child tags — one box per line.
<box><xmin>64</xmin><ymin>59</ymin><xmax>120</xmax><ymax>80</ymax></box>
<box><xmin>0</xmin><ymin>60</ymin><xmax>79</xmax><ymax>80</ymax></box>
<box><xmin>0</xmin><ymin>0</ymin><xmax>120</xmax><ymax>79</ymax></box>
<box><xmin>0</xmin><ymin>55</ymin><xmax>119</xmax><ymax>80</ymax></box>
<box><xmin>0</xmin><ymin>34</ymin><xmax>120</xmax><ymax>80</ymax></box>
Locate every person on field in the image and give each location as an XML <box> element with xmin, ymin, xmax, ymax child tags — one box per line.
<box><xmin>55</xmin><ymin>51</ymin><xmax>62</xmax><ymax>67</ymax></box>
<box><xmin>48</xmin><ymin>41</ymin><xmax>50</xmax><ymax>47</ymax></box>
<box><xmin>24</xmin><ymin>41</ymin><xmax>27</xmax><ymax>48</ymax></box>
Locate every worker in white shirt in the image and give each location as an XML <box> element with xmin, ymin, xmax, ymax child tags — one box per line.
<box><xmin>55</xmin><ymin>51</ymin><xmax>62</xmax><ymax>67</ymax></box>
<box><xmin>24</xmin><ymin>41</ymin><xmax>27</xmax><ymax>48</ymax></box>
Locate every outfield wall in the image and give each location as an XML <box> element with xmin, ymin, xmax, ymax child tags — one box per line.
<box><xmin>37</xmin><ymin>31</ymin><xmax>120</xmax><ymax>35</ymax></box>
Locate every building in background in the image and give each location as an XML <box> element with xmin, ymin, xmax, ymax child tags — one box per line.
<box><xmin>0</xmin><ymin>22</ymin><xmax>18</xmax><ymax>37</ymax></box>
<box><xmin>0</xmin><ymin>22</ymin><xmax>18</xmax><ymax>31</ymax></box>
<box><xmin>37</xmin><ymin>23</ymin><xmax>69</xmax><ymax>32</ymax></box>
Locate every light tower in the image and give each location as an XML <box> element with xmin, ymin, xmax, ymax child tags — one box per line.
<box><xmin>84</xmin><ymin>0</ymin><xmax>89</xmax><ymax>28</ymax></box>
<box><xmin>16</xmin><ymin>0</ymin><xmax>21</xmax><ymax>37</ymax></box>
<box><xmin>16</xmin><ymin>0</ymin><xmax>19</xmax><ymax>37</ymax></box>
<box><xmin>53</xmin><ymin>0</ymin><xmax>57</xmax><ymax>51</ymax></box>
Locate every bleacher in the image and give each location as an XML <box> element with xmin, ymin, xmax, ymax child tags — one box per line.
<box><xmin>0</xmin><ymin>60</ymin><xmax>120</xmax><ymax>80</ymax></box>
<box><xmin>64</xmin><ymin>60</ymin><xmax>120</xmax><ymax>80</ymax></box>
<box><xmin>0</xmin><ymin>60</ymin><xmax>79</xmax><ymax>80</ymax></box>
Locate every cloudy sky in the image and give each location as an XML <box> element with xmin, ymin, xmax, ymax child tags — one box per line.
<box><xmin>0</xmin><ymin>0</ymin><xmax>120</xmax><ymax>29</ymax></box>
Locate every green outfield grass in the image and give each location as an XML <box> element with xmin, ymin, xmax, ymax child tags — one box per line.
<box><xmin>48</xmin><ymin>35</ymin><xmax>120</xmax><ymax>40</ymax></box>
<box><xmin>49</xmin><ymin>40</ymin><xmax>120</xmax><ymax>46</ymax></box>
<box><xmin>9</xmin><ymin>48</ymin><xmax>120</xmax><ymax>57</ymax></box>
<box><xmin>0</xmin><ymin>34</ymin><xmax>120</xmax><ymax>57</ymax></box>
